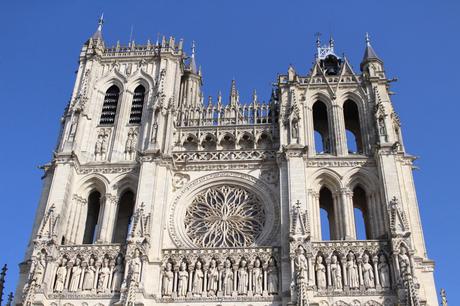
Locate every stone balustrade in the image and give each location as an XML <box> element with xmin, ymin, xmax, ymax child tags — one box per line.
<box><xmin>160</xmin><ymin>247</ymin><xmax>281</xmax><ymax>300</ymax></box>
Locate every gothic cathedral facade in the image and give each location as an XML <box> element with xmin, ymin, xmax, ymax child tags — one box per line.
<box><xmin>16</xmin><ymin>19</ymin><xmax>438</xmax><ymax>306</ymax></box>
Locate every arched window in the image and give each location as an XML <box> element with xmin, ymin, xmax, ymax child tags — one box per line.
<box><xmin>129</xmin><ymin>85</ymin><xmax>145</xmax><ymax>124</ymax></box>
<box><xmin>319</xmin><ymin>187</ymin><xmax>337</xmax><ymax>240</ymax></box>
<box><xmin>99</xmin><ymin>85</ymin><xmax>120</xmax><ymax>125</ymax></box>
<box><xmin>112</xmin><ymin>191</ymin><xmax>135</xmax><ymax>243</ymax></box>
<box><xmin>83</xmin><ymin>191</ymin><xmax>101</xmax><ymax>244</ymax></box>
<box><xmin>313</xmin><ymin>101</ymin><xmax>331</xmax><ymax>154</ymax></box>
<box><xmin>343</xmin><ymin>100</ymin><xmax>363</xmax><ymax>154</ymax></box>
<box><xmin>352</xmin><ymin>186</ymin><xmax>371</xmax><ymax>239</ymax></box>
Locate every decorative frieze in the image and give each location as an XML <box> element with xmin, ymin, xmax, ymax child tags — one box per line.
<box><xmin>172</xmin><ymin>150</ymin><xmax>277</xmax><ymax>163</ymax></box>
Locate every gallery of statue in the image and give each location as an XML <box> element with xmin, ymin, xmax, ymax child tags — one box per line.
<box><xmin>16</xmin><ymin>17</ymin><xmax>439</xmax><ymax>306</ymax></box>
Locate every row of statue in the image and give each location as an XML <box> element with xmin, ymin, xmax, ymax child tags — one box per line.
<box><xmin>161</xmin><ymin>257</ymin><xmax>279</xmax><ymax>298</ymax></box>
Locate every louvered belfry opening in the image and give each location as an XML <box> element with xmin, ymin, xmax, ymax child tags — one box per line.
<box><xmin>129</xmin><ymin>85</ymin><xmax>145</xmax><ymax>124</ymax></box>
<box><xmin>99</xmin><ymin>85</ymin><xmax>120</xmax><ymax>125</ymax></box>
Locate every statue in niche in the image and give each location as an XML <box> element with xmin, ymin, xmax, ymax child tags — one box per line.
<box><xmin>130</xmin><ymin>249</ymin><xmax>142</xmax><ymax>283</ymax></box>
<box><xmin>97</xmin><ymin>258</ymin><xmax>111</xmax><ymax>293</ymax></box>
<box><xmin>294</xmin><ymin>246</ymin><xmax>308</xmax><ymax>281</ymax></box>
<box><xmin>346</xmin><ymin>253</ymin><xmax>359</xmax><ymax>289</ymax></box>
<box><xmin>330</xmin><ymin>255</ymin><xmax>342</xmax><ymax>290</ymax></box>
<box><xmin>362</xmin><ymin>254</ymin><xmax>375</xmax><ymax>289</ymax></box>
<box><xmin>125</xmin><ymin>129</ymin><xmax>137</xmax><ymax>160</ymax></box>
<box><xmin>398</xmin><ymin>246</ymin><xmax>411</xmax><ymax>277</ymax></box>
<box><xmin>177</xmin><ymin>262</ymin><xmax>189</xmax><ymax>297</ymax></box>
<box><xmin>222</xmin><ymin>258</ymin><xmax>233</xmax><ymax>296</ymax></box>
<box><xmin>82</xmin><ymin>257</ymin><xmax>96</xmax><ymax>291</ymax></box>
<box><xmin>291</xmin><ymin>117</ymin><xmax>299</xmax><ymax>139</ymax></box>
<box><xmin>238</xmin><ymin>259</ymin><xmax>249</xmax><ymax>295</ymax></box>
<box><xmin>267</xmin><ymin>258</ymin><xmax>278</xmax><ymax>295</ymax></box>
<box><xmin>162</xmin><ymin>262</ymin><xmax>174</xmax><ymax>296</ymax></box>
<box><xmin>54</xmin><ymin>258</ymin><xmax>68</xmax><ymax>292</ymax></box>
<box><xmin>315</xmin><ymin>255</ymin><xmax>327</xmax><ymax>290</ymax></box>
<box><xmin>207</xmin><ymin>259</ymin><xmax>219</xmax><ymax>296</ymax></box>
<box><xmin>378</xmin><ymin>255</ymin><xmax>391</xmax><ymax>289</ymax></box>
<box><xmin>253</xmin><ymin>258</ymin><xmax>263</xmax><ymax>295</ymax></box>
<box><xmin>69</xmin><ymin>258</ymin><xmax>82</xmax><ymax>292</ymax></box>
<box><xmin>31</xmin><ymin>251</ymin><xmax>46</xmax><ymax>287</ymax></box>
<box><xmin>192</xmin><ymin>261</ymin><xmax>204</xmax><ymax>296</ymax></box>
<box><xmin>111</xmin><ymin>255</ymin><xmax>124</xmax><ymax>292</ymax></box>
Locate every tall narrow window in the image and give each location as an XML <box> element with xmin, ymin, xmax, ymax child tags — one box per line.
<box><xmin>99</xmin><ymin>85</ymin><xmax>120</xmax><ymax>125</ymax></box>
<box><xmin>343</xmin><ymin>100</ymin><xmax>363</xmax><ymax>154</ymax></box>
<box><xmin>112</xmin><ymin>191</ymin><xmax>135</xmax><ymax>243</ymax></box>
<box><xmin>313</xmin><ymin>101</ymin><xmax>331</xmax><ymax>154</ymax></box>
<box><xmin>83</xmin><ymin>191</ymin><xmax>101</xmax><ymax>244</ymax></box>
<box><xmin>129</xmin><ymin>85</ymin><xmax>145</xmax><ymax>124</ymax></box>
<box><xmin>352</xmin><ymin>186</ymin><xmax>371</xmax><ymax>239</ymax></box>
<box><xmin>319</xmin><ymin>187</ymin><xmax>336</xmax><ymax>240</ymax></box>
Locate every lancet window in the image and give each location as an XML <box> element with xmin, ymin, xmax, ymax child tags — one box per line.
<box><xmin>82</xmin><ymin>191</ymin><xmax>101</xmax><ymax>244</ymax></box>
<box><xmin>99</xmin><ymin>85</ymin><xmax>120</xmax><ymax>125</ymax></box>
<box><xmin>313</xmin><ymin>101</ymin><xmax>331</xmax><ymax>154</ymax></box>
<box><xmin>112</xmin><ymin>190</ymin><xmax>135</xmax><ymax>243</ymax></box>
<box><xmin>129</xmin><ymin>85</ymin><xmax>145</xmax><ymax>124</ymax></box>
<box><xmin>343</xmin><ymin>100</ymin><xmax>363</xmax><ymax>154</ymax></box>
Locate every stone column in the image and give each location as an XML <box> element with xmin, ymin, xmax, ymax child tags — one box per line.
<box><xmin>341</xmin><ymin>188</ymin><xmax>356</xmax><ymax>240</ymax></box>
<box><xmin>98</xmin><ymin>194</ymin><xmax>117</xmax><ymax>243</ymax></box>
<box><xmin>332</xmin><ymin>191</ymin><xmax>343</xmax><ymax>240</ymax></box>
<box><xmin>341</xmin><ymin>258</ymin><xmax>348</xmax><ymax>289</ymax></box>
<box><xmin>326</xmin><ymin>257</ymin><xmax>332</xmax><ymax>289</ymax></box>
<box><xmin>232</xmin><ymin>264</ymin><xmax>238</xmax><ymax>296</ymax></box>
<box><xmin>357</xmin><ymin>256</ymin><xmax>364</xmax><ymax>290</ymax></box>
<box><xmin>247</xmin><ymin>265</ymin><xmax>253</xmax><ymax>296</ymax></box>
<box><xmin>332</xmin><ymin>104</ymin><xmax>347</xmax><ymax>156</ymax></box>
<box><xmin>187</xmin><ymin>265</ymin><xmax>194</xmax><ymax>298</ymax></box>
<box><xmin>373</xmin><ymin>256</ymin><xmax>381</xmax><ymax>289</ymax></box>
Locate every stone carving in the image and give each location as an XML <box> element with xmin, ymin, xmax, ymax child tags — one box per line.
<box><xmin>259</xmin><ymin>168</ymin><xmax>279</xmax><ymax>185</ymax></box>
<box><xmin>222</xmin><ymin>258</ymin><xmax>234</xmax><ymax>296</ymax></box>
<box><xmin>252</xmin><ymin>258</ymin><xmax>263</xmax><ymax>295</ymax></box>
<box><xmin>95</xmin><ymin>129</ymin><xmax>110</xmax><ymax>161</ymax></box>
<box><xmin>54</xmin><ymin>258</ymin><xmax>68</xmax><ymax>292</ymax></box>
<box><xmin>346</xmin><ymin>252</ymin><xmax>360</xmax><ymax>290</ymax></box>
<box><xmin>129</xmin><ymin>249</ymin><xmax>142</xmax><ymax>283</ymax></box>
<box><xmin>36</xmin><ymin>204</ymin><xmax>58</xmax><ymax>242</ymax></box>
<box><xmin>177</xmin><ymin>262</ymin><xmax>188</xmax><ymax>297</ymax></box>
<box><xmin>192</xmin><ymin>261</ymin><xmax>204</xmax><ymax>296</ymax></box>
<box><xmin>315</xmin><ymin>255</ymin><xmax>327</xmax><ymax>290</ymax></box>
<box><xmin>267</xmin><ymin>258</ymin><xmax>279</xmax><ymax>295</ymax></box>
<box><xmin>290</xmin><ymin>200</ymin><xmax>309</xmax><ymax>239</ymax></box>
<box><xmin>172</xmin><ymin>150</ymin><xmax>277</xmax><ymax>163</ymax></box>
<box><xmin>82</xmin><ymin>257</ymin><xmax>96</xmax><ymax>291</ymax></box>
<box><xmin>124</xmin><ymin>128</ymin><xmax>138</xmax><ymax>160</ymax></box>
<box><xmin>294</xmin><ymin>246</ymin><xmax>308</xmax><ymax>280</ymax></box>
<box><xmin>207</xmin><ymin>259</ymin><xmax>218</xmax><ymax>296</ymax></box>
<box><xmin>378</xmin><ymin>255</ymin><xmax>391</xmax><ymax>289</ymax></box>
<box><xmin>237</xmin><ymin>259</ymin><xmax>249</xmax><ymax>295</ymax></box>
<box><xmin>440</xmin><ymin>288</ymin><xmax>448</xmax><ymax>306</ymax></box>
<box><xmin>111</xmin><ymin>255</ymin><xmax>124</xmax><ymax>292</ymax></box>
<box><xmin>172</xmin><ymin>173</ymin><xmax>190</xmax><ymax>190</ymax></box>
<box><xmin>388</xmin><ymin>196</ymin><xmax>410</xmax><ymax>237</ymax></box>
<box><xmin>398</xmin><ymin>246</ymin><xmax>411</xmax><ymax>278</ymax></box>
<box><xmin>162</xmin><ymin>262</ymin><xmax>174</xmax><ymax>296</ymax></box>
<box><xmin>97</xmin><ymin>258</ymin><xmax>111</xmax><ymax>293</ymax></box>
<box><xmin>68</xmin><ymin>257</ymin><xmax>82</xmax><ymax>292</ymax></box>
<box><xmin>184</xmin><ymin>185</ymin><xmax>265</xmax><ymax>248</ymax></box>
<box><xmin>330</xmin><ymin>255</ymin><xmax>343</xmax><ymax>290</ymax></box>
<box><xmin>362</xmin><ymin>254</ymin><xmax>375</xmax><ymax>289</ymax></box>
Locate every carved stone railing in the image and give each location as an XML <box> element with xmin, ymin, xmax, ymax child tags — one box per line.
<box><xmin>295</xmin><ymin>240</ymin><xmax>395</xmax><ymax>297</ymax></box>
<box><xmin>160</xmin><ymin>247</ymin><xmax>281</xmax><ymax>301</ymax></box>
<box><xmin>48</xmin><ymin>244</ymin><xmax>126</xmax><ymax>298</ymax></box>
<box><xmin>172</xmin><ymin>150</ymin><xmax>277</xmax><ymax>163</ymax></box>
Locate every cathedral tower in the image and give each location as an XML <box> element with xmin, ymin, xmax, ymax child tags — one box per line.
<box><xmin>16</xmin><ymin>18</ymin><xmax>438</xmax><ymax>306</ymax></box>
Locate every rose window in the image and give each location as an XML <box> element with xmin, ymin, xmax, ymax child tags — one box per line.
<box><xmin>184</xmin><ymin>185</ymin><xmax>265</xmax><ymax>248</ymax></box>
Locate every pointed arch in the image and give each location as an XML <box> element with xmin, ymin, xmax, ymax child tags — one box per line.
<box><xmin>112</xmin><ymin>189</ymin><xmax>136</xmax><ymax>243</ymax></box>
<box><xmin>312</xmin><ymin>100</ymin><xmax>332</xmax><ymax>154</ymax></box>
<box><xmin>343</xmin><ymin>99</ymin><xmax>363</xmax><ymax>154</ymax></box>
<box><xmin>129</xmin><ymin>85</ymin><xmax>146</xmax><ymax>124</ymax></box>
<box><xmin>99</xmin><ymin>85</ymin><xmax>120</xmax><ymax>125</ymax></box>
<box><xmin>182</xmin><ymin>133</ymin><xmax>199</xmax><ymax>150</ymax></box>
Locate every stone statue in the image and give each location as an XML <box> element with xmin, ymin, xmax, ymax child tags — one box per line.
<box><xmin>378</xmin><ymin>254</ymin><xmax>391</xmax><ymax>289</ymax></box>
<box><xmin>330</xmin><ymin>255</ymin><xmax>342</xmax><ymax>290</ymax></box>
<box><xmin>130</xmin><ymin>249</ymin><xmax>142</xmax><ymax>283</ymax></box>
<box><xmin>252</xmin><ymin>258</ymin><xmax>263</xmax><ymax>295</ymax></box>
<box><xmin>222</xmin><ymin>258</ymin><xmax>233</xmax><ymax>296</ymax></box>
<box><xmin>82</xmin><ymin>257</ymin><xmax>96</xmax><ymax>291</ymax></box>
<box><xmin>237</xmin><ymin>259</ymin><xmax>249</xmax><ymax>295</ymax></box>
<box><xmin>111</xmin><ymin>255</ymin><xmax>124</xmax><ymax>292</ymax></box>
<box><xmin>97</xmin><ymin>259</ymin><xmax>111</xmax><ymax>293</ymax></box>
<box><xmin>362</xmin><ymin>254</ymin><xmax>375</xmax><ymax>289</ymax></box>
<box><xmin>32</xmin><ymin>252</ymin><xmax>46</xmax><ymax>287</ymax></box>
<box><xmin>291</xmin><ymin>117</ymin><xmax>299</xmax><ymax>139</ymax></box>
<box><xmin>95</xmin><ymin>135</ymin><xmax>103</xmax><ymax>160</ymax></box>
<box><xmin>294</xmin><ymin>246</ymin><xmax>308</xmax><ymax>281</ymax></box>
<box><xmin>315</xmin><ymin>255</ymin><xmax>327</xmax><ymax>290</ymax></box>
<box><xmin>54</xmin><ymin>258</ymin><xmax>68</xmax><ymax>292</ymax></box>
<box><xmin>125</xmin><ymin>129</ymin><xmax>137</xmax><ymax>160</ymax></box>
<box><xmin>267</xmin><ymin>258</ymin><xmax>278</xmax><ymax>295</ymax></box>
<box><xmin>207</xmin><ymin>259</ymin><xmax>218</xmax><ymax>296</ymax></box>
<box><xmin>69</xmin><ymin>258</ymin><xmax>82</xmax><ymax>292</ymax></box>
<box><xmin>398</xmin><ymin>246</ymin><xmax>411</xmax><ymax>277</ymax></box>
<box><xmin>346</xmin><ymin>253</ymin><xmax>359</xmax><ymax>289</ymax></box>
<box><xmin>178</xmin><ymin>262</ymin><xmax>189</xmax><ymax>297</ymax></box>
<box><xmin>162</xmin><ymin>262</ymin><xmax>174</xmax><ymax>297</ymax></box>
<box><xmin>192</xmin><ymin>261</ymin><xmax>204</xmax><ymax>296</ymax></box>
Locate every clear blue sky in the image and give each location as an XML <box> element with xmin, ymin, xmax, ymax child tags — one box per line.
<box><xmin>0</xmin><ymin>0</ymin><xmax>458</xmax><ymax>303</ymax></box>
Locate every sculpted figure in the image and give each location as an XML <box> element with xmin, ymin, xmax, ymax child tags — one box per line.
<box><xmin>162</xmin><ymin>262</ymin><xmax>174</xmax><ymax>296</ymax></box>
<box><xmin>69</xmin><ymin>258</ymin><xmax>82</xmax><ymax>292</ymax></box>
<box><xmin>253</xmin><ymin>258</ymin><xmax>263</xmax><ymax>295</ymax></box>
<box><xmin>346</xmin><ymin>253</ymin><xmax>359</xmax><ymax>289</ymax></box>
<box><xmin>362</xmin><ymin>254</ymin><xmax>375</xmax><ymax>289</ymax></box>
<box><xmin>54</xmin><ymin>258</ymin><xmax>68</xmax><ymax>292</ymax></box>
<box><xmin>125</xmin><ymin>129</ymin><xmax>137</xmax><ymax>160</ymax></box>
<box><xmin>95</xmin><ymin>135</ymin><xmax>103</xmax><ymax>160</ymax></box>
<box><xmin>222</xmin><ymin>258</ymin><xmax>233</xmax><ymax>296</ymax></box>
<box><xmin>82</xmin><ymin>257</ymin><xmax>96</xmax><ymax>291</ymax></box>
<box><xmin>32</xmin><ymin>252</ymin><xmax>46</xmax><ymax>287</ymax></box>
<box><xmin>207</xmin><ymin>259</ymin><xmax>219</xmax><ymax>295</ymax></box>
<box><xmin>97</xmin><ymin>259</ymin><xmax>111</xmax><ymax>292</ymax></box>
<box><xmin>294</xmin><ymin>246</ymin><xmax>308</xmax><ymax>281</ymax></box>
<box><xmin>398</xmin><ymin>246</ymin><xmax>411</xmax><ymax>277</ymax></box>
<box><xmin>378</xmin><ymin>254</ymin><xmax>391</xmax><ymax>289</ymax></box>
<box><xmin>315</xmin><ymin>255</ymin><xmax>327</xmax><ymax>290</ymax></box>
<box><xmin>267</xmin><ymin>258</ymin><xmax>278</xmax><ymax>295</ymax></box>
<box><xmin>111</xmin><ymin>255</ymin><xmax>124</xmax><ymax>292</ymax></box>
<box><xmin>330</xmin><ymin>255</ymin><xmax>342</xmax><ymax>290</ymax></box>
<box><xmin>192</xmin><ymin>261</ymin><xmax>204</xmax><ymax>295</ymax></box>
<box><xmin>130</xmin><ymin>249</ymin><xmax>142</xmax><ymax>283</ymax></box>
<box><xmin>238</xmin><ymin>259</ymin><xmax>249</xmax><ymax>295</ymax></box>
<box><xmin>178</xmin><ymin>262</ymin><xmax>189</xmax><ymax>297</ymax></box>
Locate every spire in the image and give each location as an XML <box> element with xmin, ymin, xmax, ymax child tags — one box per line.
<box><xmin>0</xmin><ymin>264</ymin><xmax>6</xmax><ymax>306</ymax></box>
<box><xmin>230</xmin><ymin>80</ymin><xmax>238</xmax><ymax>106</ymax></box>
<box><xmin>91</xmin><ymin>13</ymin><xmax>104</xmax><ymax>41</ymax></box>
<box><xmin>362</xmin><ymin>32</ymin><xmax>381</xmax><ymax>62</ymax></box>
<box><xmin>189</xmin><ymin>40</ymin><xmax>198</xmax><ymax>74</ymax></box>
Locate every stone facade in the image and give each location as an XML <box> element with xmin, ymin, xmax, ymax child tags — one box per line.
<box><xmin>15</xmin><ymin>19</ymin><xmax>438</xmax><ymax>306</ymax></box>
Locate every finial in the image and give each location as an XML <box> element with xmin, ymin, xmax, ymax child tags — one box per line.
<box><xmin>252</xmin><ymin>89</ymin><xmax>257</xmax><ymax>103</ymax></box>
<box><xmin>191</xmin><ymin>40</ymin><xmax>196</xmax><ymax>57</ymax></box>
<box><xmin>329</xmin><ymin>35</ymin><xmax>334</xmax><ymax>48</ymax></box>
<box><xmin>441</xmin><ymin>288</ymin><xmax>448</xmax><ymax>306</ymax></box>
<box><xmin>6</xmin><ymin>292</ymin><xmax>13</xmax><ymax>306</ymax></box>
<box><xmin>97</xmin><ymin>13</ymin><xmax>104</xmax><ymax>31</ymax></box>
<box><xmin>156</xmin><ymin>32</ymin><xmax>160</xmax><ymax>46</ymax></box>
<box><xmin>315</xmin><ymin>32</ymin><xmax>321</xmax><ymax>48</ymax></box>
<box><xmin>365</xmin><ymin>32</ymin><xmax>371</xmax><ymax>46</ymax></box>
